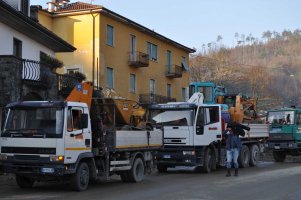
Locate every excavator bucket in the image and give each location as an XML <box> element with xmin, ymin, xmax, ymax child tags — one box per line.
<box><xmin>66</xmin><ymin>82</ymin><xmax>93</xmax><ymax>109</ymax></box>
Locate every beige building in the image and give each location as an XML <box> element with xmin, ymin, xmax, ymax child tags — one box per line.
<box><xmin>36</xmin><ymin>1</ymin><xmax>195</xmax><ymax>103</ymax></box>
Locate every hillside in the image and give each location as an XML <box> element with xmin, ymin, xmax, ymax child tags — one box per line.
<box><xmin>190</xmin><ymin>29</ymin><xmax>301</xmax><ymax>109</ymax></box>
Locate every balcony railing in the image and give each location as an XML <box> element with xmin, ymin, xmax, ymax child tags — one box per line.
<box><xmin>165</xmin><ymin>64</ymin><xmax>182</xmax><ymax>78</ymax></box>
<box><xmin>139</xmin><ymin>93</ymin><xmax>176</xmax><ymax>105</ymax></box>
<box><xmin>128</xmin><ymin>51</ymin><xmax>149</xmax><ymax>67</ymax></box>
<box><xmin>22</xmin><ymin>59</ymin><xmax>51</xmax><ymax>88</ymax></box>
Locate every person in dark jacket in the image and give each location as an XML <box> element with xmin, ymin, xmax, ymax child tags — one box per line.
<box><xmin>224</xmin><ymin>122</ymin><xmax>250</xmax><ymax>177</ymax></box>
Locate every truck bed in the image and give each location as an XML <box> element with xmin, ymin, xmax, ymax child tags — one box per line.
<box><xmin>114</xmin><ymin>129</ymin><xmax>163</xmax><ymax>150</ymax></box>
<box><xmin>241</xmin><ymin>124</ymin><xmax>269</xmax><ymax>139</ymax></box>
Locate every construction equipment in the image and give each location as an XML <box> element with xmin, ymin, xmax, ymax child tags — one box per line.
<box><xmin>189</xmin><ymin>82</ymin><xmax>260</xmax><ymax>124</ymax></box>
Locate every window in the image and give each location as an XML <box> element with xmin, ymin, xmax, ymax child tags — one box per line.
<box><xmin>13</xmin><ymin>38</ymin><xmax>22</xmax><ymax>58</ymax></box>
<box><xmin>182</xmin><ymin>56</ymin><xmax>186</xmax><ymax>64</ymax></box>
<box><xmin>67</xmin><ymin>68</ymin><xmax>80</xmax><ymax>75</ymax></box>
<box><xmin>150</xmin><ymin>79</ymin><xmax>155</xmax><ymax>95</ymax></box>
<box><xmin>130</xmin><ymin>35</ymin><xmax>136</xmax><ymax>61</ymax></box>
<box><xmin>181</xmin><ymin>56</ymin><xmax>189</xmax><ymax>71</ymax></box>
<box><xmin>106</xmin><ymin>24</ymin><xmax>114</xmax><ymax>46</ymax></box>
<box><xmin>167</xmin><ymin>84</ymin><xmax>171</xmax><ymax>98</ymax></box>
<box><xmin>147</xmin><ymin>42</ymin><xmax>158</xmax><ymax>61</ymax></box>
<box><xmin>182</xmin><ymin>88</ymin><xmax>187</xmax><ymax>101</ymax></box>
<box><xmin>166</xmin><ymin>50</ymin><xmax>172</xmax><ymax>67</ymax></box>
<box><xmin>205</xmin><ymin>106</ymin><xmax>220</xmax><ymax>124</ymax></box>
<box><xmin>130</xmin><ymin>74</ymin><xmax>136</xmax><ymax>93</ymax></box>
<box><xmin>67</xmin><ymin>107</ymin><xmax>83</xmax><ymax>132</ymax></box>
<box><xmin>106</xmin><ymin>67</ymin><xmax>114</xmax><ymax>89</ymax></box>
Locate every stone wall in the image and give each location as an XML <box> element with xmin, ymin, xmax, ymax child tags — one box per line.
<box><xmin>0</xmin><ymin>55</ymin><xmax>59</xmax><ymax>106</ymax></box>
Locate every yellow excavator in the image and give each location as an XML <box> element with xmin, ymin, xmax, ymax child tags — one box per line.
<box><xmin>66</xmin><ymin>82</ymin><xmax>148</xmax><ymax>129</ymax></box>
<box><xmin>224</xmin><ymin>94</ymin><xmax>259</xmax><ymax>123</ymax></box>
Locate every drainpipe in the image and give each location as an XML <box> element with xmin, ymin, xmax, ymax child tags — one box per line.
<box><xmin>91</xmin><ymin>10</ymin><xmax>98</xmax><ymax>88</ymax></box>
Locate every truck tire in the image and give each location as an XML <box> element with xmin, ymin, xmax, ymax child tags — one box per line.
<box><xmin>273</xmin><ymin>151</ymin><xmax>286</xmax><ymax>162</ymax></box>
<box><xmin>238</xmin><ymin>145</ymin><xmax>250</xmax><ymax>168</ymax></box>
<box><xmin>127</xmin><ymin>157</ymin><xmax>145</xmax><ymax>182</ymax></box>
<box><xmin>249</xmin><ymin>144</ymin><xmax>260</xmax><ymax>166</ymax></box>
<box><xmin>201</xmin><ymin>148</ymin><xmax>213</xmax><ymax>173</ymax></box>
<box><xmin>71</xmin><ymin>162</ymin><xmax>90</xmax><ymax>191</ymax></box>
<box><xmin>157</xmin><ymin>164</ymin><xmax>168</xmax><ymax>173</ymax></box>
<box><xmin>16</xmin><ymin>174</ymin><xmax>34</xmax><ymax>188</ymax></box>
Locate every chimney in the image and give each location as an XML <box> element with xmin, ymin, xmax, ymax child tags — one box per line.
<box><xmin>30</xmin><ymin>5</ymin><xmax>41</xmax><ymax>22</ymax></box>
<box><xmin>47</xmin><ymin>2</ymin><xmax>55</xmax><ymax>12</ymax></box>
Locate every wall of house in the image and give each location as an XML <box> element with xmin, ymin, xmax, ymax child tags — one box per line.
<box><xmin>0</xmin><ymin>22</ymin><xmax>54</xmax><ymax>61</ymax></box>
<box><xmin>38</xmin><ymin>11</ymin><xmax>191</xmax><ymax>102</ymax></box>
<box><xmin>98</xmin><ymin>14</ymin><xmax>190</xmax><ymax>102</ymax></box>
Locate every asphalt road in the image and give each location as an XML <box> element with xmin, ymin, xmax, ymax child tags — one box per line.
<box><xmin>0</xmin><ymin>160</ymin><xmax>301</xmax><ymax>200</ymax></box>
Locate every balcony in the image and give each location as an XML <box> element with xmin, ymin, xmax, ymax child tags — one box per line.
<box><xmin>165</xmin><ymin>64</ymin><xmax>182</xmax><ymax>78</ymax></box>
<box><xmin>128</xmin><ymin>51</ymin><xmax>149</xmax><ymax>67</ymax></box>
<box><xmin>22</xmin><ymin>59</ymin><xmax>52</xmax><ymax>89</ymax></box>
<box><xmin>139</xmin><ymin>93</ymin><xmax>176</xmax><ymax>105</ymax></box>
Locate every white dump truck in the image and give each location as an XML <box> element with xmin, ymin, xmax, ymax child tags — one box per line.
<box><xmin>149</xmin><ymin>93</ymin><xmax>269</xmax><ymax>172</ymax></box>
<box><xmin>0</xmin><ymin>83</ymin><xmax>162</xmax><ymax>191</ymax></box>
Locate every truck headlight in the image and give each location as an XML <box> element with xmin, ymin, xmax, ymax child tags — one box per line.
<box><xmin>183</xmin><ymin>151</ymin><xmax>195</xmax><ymax>156</ymax></box>
<box><xmin>0</xmin><ymin>154</ymin><xmax>7</xmax><ymax>160</ymax></box>
<box><xmin>50</xmin><ymin>155</ymin><xmax>64</xmax><ymax>162</ymax></box>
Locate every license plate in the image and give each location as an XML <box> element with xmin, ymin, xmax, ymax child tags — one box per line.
<box><xmin>274</xmin><ymin>146</ymin><xmax>280</xmax><ymax>150</ymax></box>
<box><xmin>41</xmin><ymin>168</ymin><xmax>54</xmax><ymax>173</ymax></box>
<box><xmin>163</xmin><ymin>155</ymin><xmax>171</xmax><ymax>159</ymax></box>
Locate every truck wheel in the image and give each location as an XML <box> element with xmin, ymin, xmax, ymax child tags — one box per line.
<box><xmin>238</xmin><ymin>145</ymin><xmax>250</xmax><ymax>168</ymax></box>
<box><xmin>273</xmin><ymin>151</ymin><xmax>286</xmax><ymax>162</ymax></box>
<box><xmin>202</xmin><ymin>148</ymin><xmax>213</xmax><ymax>173</ymax></box>
<box><xmin>16</xmin><ymin>174</ymin><xmax>34</xmax><ymax>188</ymax></box>
<box><xmin>249</xmin><ymin>144</ymin><xmax>260</xmax><ymax>166</ymax></box>
<box><xmin>157</xmin><ymin>164</ymin><xmax>168</xmax><ymax>173</ymax></box>
<box><xmin>71</xmin><ymin>162</ymin><xmax>90</xmax><ymax>191</ymax></box>
<box><xmin>128</xmin><ymin>157</ymin><xmax>144</xmax><ymax>182</ymax></box>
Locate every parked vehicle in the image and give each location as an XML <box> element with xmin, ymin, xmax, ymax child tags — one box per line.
<box><xmin>0</xmin><ymin>82</ymin><xmax>163</xmax><ymax>191</ymax></box>
<box><xmin>150</xmin><ymin>93</ymin><xmax>269</xmax><ymax>173</ymax></box>
<box><xmin>266</xmin><ymin>107</ymin><xmax>301</xmax><ymax>162</ymax></box>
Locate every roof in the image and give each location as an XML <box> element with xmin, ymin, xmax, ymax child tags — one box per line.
<box><xmin>0</xmin><ymin>0</ymin><xmax>76</xmax><ymax>52</ymax></box>
<box><xmin>42</xmin><ymin>2</ymin><xmax>195</xmax><ymax>53</ymax></box>
<box><xmin>54</xmin><ymin>2</ymin><xmax>101</xmax><ymax>12</ymax></box>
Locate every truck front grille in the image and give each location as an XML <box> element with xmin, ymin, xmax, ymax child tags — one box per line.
<box><xmin>1</xmin><ymin>147</ymin><xmax>56</xmax><ymax>155</ymax></box>
<box><xmin>14</xmin><ymin>155</ymin><xmax>40</xmax><ymax>161</ymax></box>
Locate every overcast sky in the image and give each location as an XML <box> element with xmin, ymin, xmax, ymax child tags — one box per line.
<box><xmin>31</xmin><ymin>0</ymin><xmax>301</xmax><ymax>53</ymax></box>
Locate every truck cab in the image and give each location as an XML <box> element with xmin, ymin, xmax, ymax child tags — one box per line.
<box><xmin>149</xmin><ymin>101</ymin><xmax>222</xmax><ymax>173</ymax></box>
<box><xmin>0</xmin><ymin>101</ymin><xmax>92</xmax><ymax>185</ymax></box>
<box><xmin>267</xmin><ymin>108</ymin><xmax>301</xmax><ymax>161</ymax></box>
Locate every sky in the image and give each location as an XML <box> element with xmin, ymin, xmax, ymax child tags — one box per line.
<box><xmin>31</xmin><ymin>0</ymin><xmax>301</xmax><ymax>53</ymax></box>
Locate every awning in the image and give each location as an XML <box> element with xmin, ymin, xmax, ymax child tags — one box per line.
<box><xmin>181</xmin><ymin>61</ymin><xmax>189</xmax><ymax>71</ymax></box>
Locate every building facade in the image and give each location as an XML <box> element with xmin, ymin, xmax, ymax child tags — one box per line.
<box><xmin>37</xmin><ymin>1</ymin><xmax>195</xmax><ymax>103</ymax></box>
<box><xmin>0</xmin><ymin>0</ymin><xmax>75</xmax><ymax>108</ymax></box>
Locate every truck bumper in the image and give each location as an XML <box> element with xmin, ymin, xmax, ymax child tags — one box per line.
<box><xmin>156</xmin><ymin>148</ymin><xmax>202</xmax><ymax>167</ymax></box>
<box><xmin>267</xmin><ymin>141</ymin><xmax>299</xmax><ymax>150</ymax></box>
<box><xmin>0</xmin><ymin>156</ymin><xmax>75</xmax><ymax>176</ymax></box>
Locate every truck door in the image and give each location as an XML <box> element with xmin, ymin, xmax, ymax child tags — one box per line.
<box><xmin>194</xmin><ymin>106</ymin><xmax>221</xmax><ymax>146</ymax></box>
<box><xmin>295</xmin><ymin>113</ymin><xmax>301</xmax><ymax>141</ymax></box>
<box><xmin>64</xmin><ymin>106</ymin><xmax>91</xmax><ymax>164</ymax></box>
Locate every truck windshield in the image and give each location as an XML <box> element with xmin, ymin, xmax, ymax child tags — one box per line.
<box><xmin>2</xmin><ymin>107</ymin><xmax>64</xmax><ymax>138</ymax></box>
<box><xmin>150</xmin><ymin>109</ymin><xmax>194</xmax><ymax>126</ymax></box>
<box><xmin>267</xmin><ymin>111</ymin><xmax>294</xmax><ymax>125</ymax></box>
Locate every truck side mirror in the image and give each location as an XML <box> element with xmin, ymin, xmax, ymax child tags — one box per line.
<box><xmin>80</xmin><ymin>113</ymin><xmax>89</xmax><ymax>129</ymax></box>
